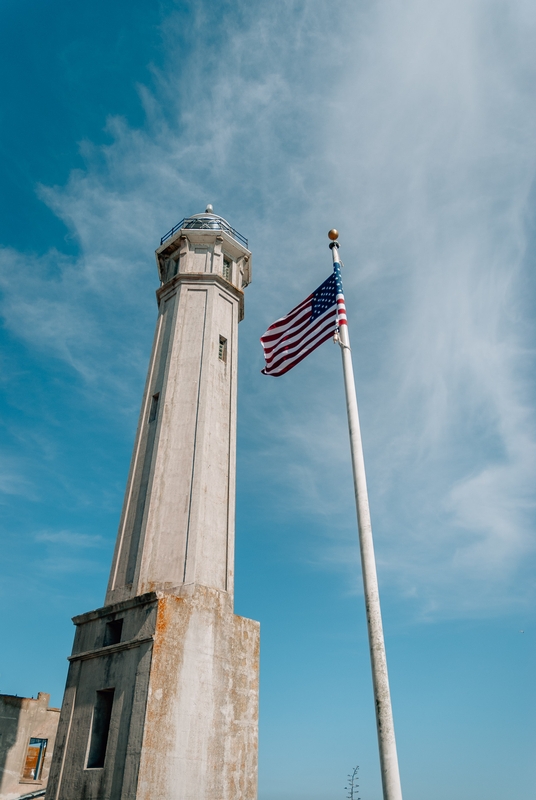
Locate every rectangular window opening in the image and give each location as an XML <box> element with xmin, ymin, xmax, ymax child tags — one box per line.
<box><xmin>87</xmin><ymin>689</ymin><xmax>115</xmax><ymax>769</ymax></box>
<box><xmin>218</xmin><ymin>336</ymin><xmax>227</xmax><ymax>362</ymax></box>
<box><xmin>22</xmin><ymin>738</ymin><xmax>47</xmax><ymax>781</ymax></box>
<box><xmin>103</xmin><ymin>619</ymin><xmax>123</xmax><ymax>647</ymax></box>
<box><xmin>149</xmin><ymin>393</ymin><xmax>160</xmax><ymax>423</ymax></box>
<box><xmin>222</xmin><ymin>257</ymin><xmax>232</xmax><ymax>281</ymax></box>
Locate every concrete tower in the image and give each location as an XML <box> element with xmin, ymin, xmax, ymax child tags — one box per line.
<box><xmin>46</xmin><ymin>208</ymin><xmax>259</xmax><ymax>800</ymax></box>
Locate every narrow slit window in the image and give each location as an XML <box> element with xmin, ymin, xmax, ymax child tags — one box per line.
<box><xmin>149</xmin><ymin>393</ymin><xmax>160</xmax><ymax>423</ymax></box>
<box><xmin>218</xmin><ymin>336</ymin><xmax>227</xmax><ymax>362</ymax></box>
<box><xmin>22</xmin><ymin>738</ymin><xmax>47</xmax><ymax>781</ymax></box>
<box><xmin>222</xmin><ymin>257</ymin><xmax>231</xmax><ymax>281</ymax></box>
<box><xmin>87</xmin><ymin>689</ymin><xmax>115</xmax><ymax>769</ymax></box>
<box><xmin>103</xmin><ymin>619</ymin><xmax>123</xmax><ymax>647</ymax></box>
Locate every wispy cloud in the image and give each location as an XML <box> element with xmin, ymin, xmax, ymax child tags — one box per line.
<box><xmin>0</xmin><ymin>455</ymin><xmax>35</xmax><ymax>501</ymax></box>
<box><xmin>324</xmin><ymin>0</ymin><xmax>536</xmax><ymax>615</ymax></box>
<box><xmin>1</xmin><ymin>0</ymin><xmax>535</xmax><ymax>617</ymax></box>
<box><xmin>33</xmin><ymin>530</ymin><xmax>108</xmax><ymax>576</ymax></box>
<box><xmin>37</xmin><ymin>556</ymin><xmax>106</xmax><ymax>575</ymax></box>
<box><xmin>35</xmin><ymin>530</ymin><xmax>106</xmax><ymax>548</ymax></box>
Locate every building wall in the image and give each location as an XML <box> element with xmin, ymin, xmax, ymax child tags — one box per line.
<box><xmin>105</xmin><ymin>228</ymin><xmax>250</xmax><ymax>608</ymax></box>
<box><xmin>46</xmin><ymin>219</ymin><xmax>258</xmax><ymax>800</ymax></box>
<box><xmin>136</xmin><ymin>588</ymin><xmax>259</xmax><ymax>800</ymax></box>
<box><xmin>46</xmin><ymin>593</ymin><xmax>157</xmax><ymax>800</ymax></box>
<box><xmin>0</xmin><ymin>692</ymin><xmax>59</xmax><ymax>800</ymax></box>
<box><xmin>46</xmin><ymin>587</ymin><xmax>259</xmax><ymax>800</ymax></box>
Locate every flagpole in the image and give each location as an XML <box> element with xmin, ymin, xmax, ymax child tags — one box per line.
<box><xmin>330</xmin><ymin>233</ymin><xmax>403</xmax><ymax>800</ymax></box>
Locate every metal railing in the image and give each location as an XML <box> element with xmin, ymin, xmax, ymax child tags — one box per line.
<box><xmin>160</xmin><ymin>215</ymin><xmax>248</xmax><ymax>248</ymax></box>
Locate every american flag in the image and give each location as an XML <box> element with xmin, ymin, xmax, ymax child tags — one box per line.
<box><xmin>260</xmin><ymin>262</ymin><xmax>347</xmax><ymax>376</ymax></box>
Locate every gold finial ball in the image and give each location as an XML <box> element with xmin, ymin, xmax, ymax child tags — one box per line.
<box><xmin>328</xmin><ymin>229</ymin><xmax>339</xmax><ymax>241</ymax></box>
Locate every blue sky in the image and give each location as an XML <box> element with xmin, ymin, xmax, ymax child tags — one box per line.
<box><xmin>1</xmin><ymin>1</ymin><xmax>535</xmax><ymax>798</ymax></box>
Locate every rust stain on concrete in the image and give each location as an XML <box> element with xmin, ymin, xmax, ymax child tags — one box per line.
<box><xmin>136</xmin><ymin>586</ymin><xmax>259</xmax><ymax>800</ymax></box>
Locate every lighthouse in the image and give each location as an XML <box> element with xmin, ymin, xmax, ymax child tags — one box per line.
<box><xmin>46</xmin><ymin>207</ymin><xmax>259</xmax><ymax>800</ymax></box>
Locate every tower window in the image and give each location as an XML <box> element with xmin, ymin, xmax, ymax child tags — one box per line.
<box><xmin>103</xmin><ymin>619</ymin><xmax>123</xmax><ymax>647</ymax></box>
<box><xmin>22</xmin><ymin>738</ymin><xmax>47</xmax><ymax>781</ymax></box>
<box><xmin>87</xmin><ymin>689</ymin><xmax>115</xmax><ymax>769</ymax></box>
<box><xmin>223</xmin><ymin>257</ymin><xmax>231</xmax><ymax>281</ymax></box>
<box><xmin>219</xmin><ymin>336</ymin><xmax>227</xmax><ymax>362</ymax></box>
<box><xmin>149</xmin><ymin>393</ymin><xmax>160</xmax><ymax>423</ymax></box>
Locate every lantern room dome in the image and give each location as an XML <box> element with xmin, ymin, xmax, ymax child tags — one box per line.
<box><xmin>160</xmin><ymin>205</ymin><xmax>248</xmax><ymax>248</ymax></box>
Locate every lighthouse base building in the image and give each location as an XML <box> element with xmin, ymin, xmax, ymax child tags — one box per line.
<box><xmin>45</xmin><ymin>209</ymin><xmax>259</xmax><ymax>800</ymax></box>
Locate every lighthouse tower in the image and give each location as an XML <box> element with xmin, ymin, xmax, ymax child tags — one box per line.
<box><xmin>46</xmin><ymin>208</ymin><xmax>259</xmax><ymax>800</ymax></box>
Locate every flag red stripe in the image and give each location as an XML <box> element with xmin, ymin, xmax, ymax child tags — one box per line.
<box><xmin>262</xmin><ymin>322</ymin><xmax>337</xmax><ymax>372</ymax></box>
<box><xmin>262</xmin><ymin>327</ymin><xmax>337</xmax><ymax>376</ymax></box>
<box><xmin>260</xmin><ymin>266</ymin><xmax>347</xmax><ymax>376</ymax></box>
<box><xmin>262</xmin><ymin>294</ymin><xmax>313</xmax><ymax>335</ymax></box>
<box><xmin>262</xmin><ymin>314</ymin><xmax>338</xmax><ymax>372</ymax></box>
<box><xmin>260</xmin><ymin>304</ymin><xmax>313</xmax><ymax>346</ymax></box>
<box><xmin>261</xmin><ymin>303</ymin><xmax>336</xmax><ymax>356</ymax></box>
<box><xmin>261</xmin><ymin>306</ymin><xmax>337</xmax><ymax>363</ymax></box>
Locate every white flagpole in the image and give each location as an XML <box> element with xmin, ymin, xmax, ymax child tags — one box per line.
<box><xmin>330</xmin><ymin>233</ymin><xmax>403</xmax><ymax>800</ymax></box>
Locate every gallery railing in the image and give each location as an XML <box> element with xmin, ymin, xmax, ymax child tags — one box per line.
<box><xmin>160</xmin><ymin>215</ymin><xmax>248</xmax><ymax>248</ymax></box>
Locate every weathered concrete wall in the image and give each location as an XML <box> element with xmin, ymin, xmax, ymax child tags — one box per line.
<box><xmin>45</xmin><ymin>594</ymin><xmax>158</xmax><ymax>800</ymax></box>
<box><xmin>46</xmin><ymin>588</ymin><xmax>259</xmax><ymax>800</ymax></box>
<box><xmin>137</xmin><ymin>587</ymin><xmax>259</xmax><ymax>800</ymax></box>
<box><xmin>47</xmin><ymin>216</ymin><xmax>259</xmax><ymax>800</ymax></box>
<box><xmin>0</xmin><ymin>693</ymin><xmax>59</xmax><ymax>800</ymax></box>
<box><xmin>105</xmin><ymin>228</ymin><xmax>251</xmax><ymax>607</ymax></box>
